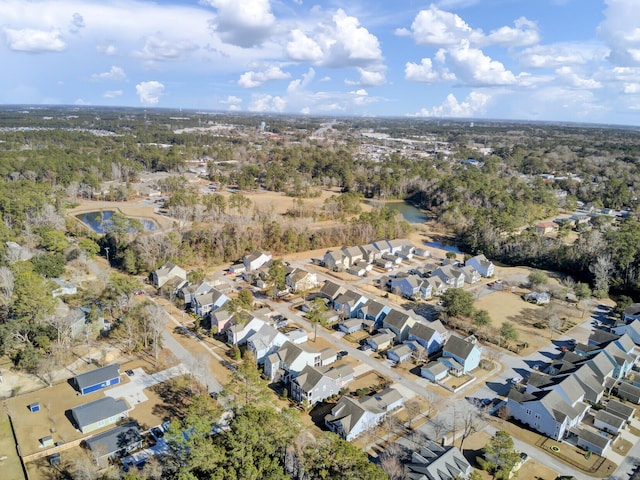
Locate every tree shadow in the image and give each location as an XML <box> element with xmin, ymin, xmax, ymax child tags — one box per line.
<box><xmin>150</xmin><ymin>378</ymin><xmax>192</xmax><ymax>422</ymax></box>
<box><xmin>485</xmin><ymin>381</ymin><xmax>511</xmax><ymax>396</ymax></box>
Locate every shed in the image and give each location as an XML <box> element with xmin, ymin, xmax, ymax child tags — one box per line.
<box><xmin>40</xmin><ymin>436</ymin><xmax>54</xmax><ymax>448</ymax></box>
<box><xmin>575</xmin><ymin>428</ymin><xmax>611</xmax><ymax>456</ymax></box>
<box><xmin>72</xmin><ymin>364</ymin><xmax>120</xmax><ymax>395</ymax></box>
<box><xmin>28</xmin><ymin>402</ymin><xmax>40</xmax><ymax>413</ymax></box>
<box><xmin>594</xmin><ymin>410</ymin><xmax>626</xmax><ymax>435</ymax></box>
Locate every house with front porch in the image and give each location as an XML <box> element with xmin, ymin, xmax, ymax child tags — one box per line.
<box><xmin>291</xmin><ymin>364</ymin><xmax>354</xmax><ymax>405</ymax></box>
<box><xmin>324</xmin><ymin>387</ymin><xmax>404</xmax><ymax>441</ymax></box>
<box><xmin>382</xmin><ymin>309</ymin><xmax>418</xmax><ymax>342</ymax></box>
<box><xmin>506</xmin><ymin>387</ymin><xmax>590</xmax><ymax>440</ymax></box>
<box><xmin>332</xmin><ymin>290</ymin><xmax>368</xmax><ymax>318</ymax></box>
<box><xmin>408</xmin><ymin>320</ymin><xmax>447</xmax><ymax>355</ymax></box>
<box><xmin>432</xmin><ymin>265</ymin><xmax>465</xmax><ymax>289</ymax></box>
<box><xmin>192</xmin><ymin>289</ymin><xmax>230</xmax><ymax>318</ymax></box>
<box><xmin>465</xmin><ymin>254</ymin><xmax>495</xmax><ymax>277</ymax></box>
<box><xmin>264</xmin><ymin>341</ymin><xmax>321</xmax><ymax>382</ymax></box>
<box><xmin>441</xmin><ymin>335</ymin><xmax>481</xmax><ymax>374</ymax></box>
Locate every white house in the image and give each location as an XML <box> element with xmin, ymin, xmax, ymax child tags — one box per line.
<box><xmin>246</xmin><ymin>323</ymin><xmax>288</xmax><ymax>364</ymax></box>
<box><xmin>324</xmin><ymin>387</ymin><xmax>404</xmax><ymax>441</ymax></box>
<box><xmin>285</xmin><ymin>268</ymin><xmax>318</xmax><ymax>293</ymax></box>
<box><xmin>227</xmin><ymin>317</ymin><xmax>267</xmax><ymax>345</ymax></box>
<box><xmin>243</xmin><ymin>251</ymin><xmax>272</xmax><ymax>271</ymax></box>
<box><xmin>291</xmin><ymin>364</ymin><xmax>354</xmax><ymax>405</ymax></box>
<box><xmin>465</xmin><ymin>254</ymin><xmax>495</xmax><ymax>278</ymax></box>
<box><xmin>456</xmin><ymin>265</ymin><xmax>481</xmax><ymax>284</ymax></box>
<box><xmin>152</xmin><ymin>262</ymin><xmax>187</xmax><ymax>289</ymax></box>
<box><xmin>264</xmin><ymin>341</ymin><xmax>321</xmax><ymax>382</ymax></box>
<box><xmin>323</xmin><ymin>250</ymin><xmax>348</xmax><ymax>271</ymax></box>
<box><xmin>432</xmin><ymin>265</ymin><xmax>465</xmax><ymax>289</ymax></box>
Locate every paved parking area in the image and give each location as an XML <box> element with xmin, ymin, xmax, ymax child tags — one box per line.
<box><xmin>105</xmin><ymin>365</ymin><xmax>187</xmax><ymax>407</ymax></box>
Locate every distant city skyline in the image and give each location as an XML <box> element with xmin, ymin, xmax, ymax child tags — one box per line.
<box><xmin>1</xmin><ymin>0</ymin><xmax>639</xmax><ymax>126</ymax></box>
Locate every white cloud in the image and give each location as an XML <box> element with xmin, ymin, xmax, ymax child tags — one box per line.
<box><xmin>220</xmin><ymin>95</ymin><xmax>242</xmax><ymax>110</ymax></box>
<box><xmin>519</xmin><ymin>43</ymin><xmax>606</xmax><ymax>68</ymax></box>
<box><xmin>3</xmin><ymin>27</ymin><xmax>66</xmax><ymax>52</ymax></box>
<box><xmin>483</xmin><ymin>17</ymin><xmax>539</xmax><ymax>47</ymax></box>
<box><xmin>248</xmin><ymin>93</ymin><xmax>286</xmax><ymax>112</ymax></box>
<box><xmin>413</xmin><ymin>91</ymin><xmax>490</xmax><ymax>117</ymax></box>
<box><xmin>96</xmin><ymin>43</ymin><xmax>117</xmax><ymax>56</ymax></box>
<box><xmin>597</xmin><ymin>0</ymin><xmax>640</xmax><ymax>66</ymax></box>
<box><xmin>204</xmin><ymin>0</ymin><xmax>275</xmax><ymax>48</ymax></box>
<box><xmin>91</xmin><ymin>66</ymin><xmax>126</xmax><ymax>81</ymax></box>
<box><xmin>398</xmin><ymin>5</ymin><xmax>481</xmax><ymax>46</ymax></box>
<box><xmin>287</xmin><ymin>68</ymin><xmax>315</xmax><ymax>93</ymax></box>
<box><xmin>133</xmin><ymin>34</ymin><xmax>198</xmax><ymax>62</ymax></box>
<box><xmin>352</xmin><ymin>67</ymin><xmax>386</xmax><ymax>86</ymax></box>
<box><xmin>285</xmin><ymin>9</ymin><xmax>382</xmax><ymax>69</ymax></box>
<box><xmin>69</xmin><ymin>12</ymin><xmax>85</xmax><ymax>34</ymax></box>
<box><xmin>405</xmin><ymin>58</ymin><xmax>456</xmax><ymax>83</ymax></box>
<box><xmin>238</xmin><ymin>66</ymin><xmax>290</xmax><ymax>88</ymax></box>
<box><xmin>623</xmin><ymin>83</ymin><xmax>640</xmax><ymax>93</ymax></box>
<box><xmin>447</xmin><ymin>41</ymin><xmax>518</xmax><ymax>86</ymax></box>
<box><xmin>136</xmin><ymin>81</ymin><xmax>164</xmax><ymax>105</ymax></box>
<box><xmin>555</xmin><ymin>66</ymin><xmax>602</xmax><ymax>89</ymax></box>
<box><xmin>103</xmin><ymin>90</ymin><xmax>123</xmax><ymax>98</ymax></box>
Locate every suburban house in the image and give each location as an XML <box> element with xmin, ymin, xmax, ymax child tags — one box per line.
<box><xmin>179</xmin><ymin>280</ymin><xmax>213</xmax><ymax>307</ymax></box>
<box><xmin>341</xmin><ymin>245</ymin><xmax>365</xmax><ymax>266</ymax></box>
<box><xmin>192</xmin><ymin>289</ymin><xmax>230</xmax><ymax>318</ymax></box>
<box><xmin>246</xmin><ymin>323</ymin><xmax>288</xmax><ymax>364</ymax></box>
<box><xmin>382</xmin><ymin>309</ymin><xmax>418</xmax><ymax>342</ymax></box>
<box><xmin>360</xmin><ymin>244</ymin><xmax>382</xmax><ymax>263</ymax></box>
<box><xmin>420</xmin><ymin>361</ymin><xmax>449</xmax><ymax>383</ymax></box>
<box><xmin>426</xmin><ymin>276</ymin><xmax>448</xmax><ymax>296</ymax></box>
<box><xmin>346</xmin><ymin>261</ymin><xmax>372</xmax><ymax>277</ymax></box>
<box><xmin>408</xmin><ymin>320</ymin><xmax>448</xmax><ymax>355</ymax></box>
<box><xmin>594</xmin><ymin>409</ymin><xmax>626</xmax><ymax>435</ymax></box>
<box><xmin>432</xmin><ymin>265</ymin><xmax>465</xmax><ymax>289</ymax></box>
<box><xmin>317</xmin><ymin>280</ymin><xmax>346</xmax><ymax>302</ymax></box>
<box><xmin>365</xmin><ymin>329</ymin><xmax>396</xmax><ymax>351</ymax></box>
<box><xmin>465</xmin><ymin>254</ymin><xmax>495</xmax><ymax>277</ymax></box>
<box><xmin>372</xmin><ymin>240</ymin><xmax>392</xmax><ymax>256</ymax></box>
<box><xmin>456</xmin><ymin>265</ymin><xmax>481</xmax><ymax>284</ymax></box>
<box><xmin>574</xmin><ymin>427</ymin><xmax>611</xmax><ymax>456</ymax></box>
<box><xmin>506</xmin><ymin>387</ymin><xmax>590</xmax><ymax>440</ymax></box>
<box><xmin>357</xmin><ymin>299</ymin><xmax>390</xmax><ymax>326</ymax></box>
<box><xmin>285</xmin><ymin>268</ymin><xmax>318</xmax><ymax>293</ymax></box>
<box><xmin>72</xmin><ymin>364</ymin><xmax>120</xmax><ymax>395</ymax></box>
<box><xmin>226</xmin><ymin>317</ymin><xmax>268</xmax><ymax>345</ymax></box>
<box><xmin>264</xmin><ymin>341</ymin><xmax>321</xmax><ymax>382</ymax></box>
<box><xmin>151</xmin><ymin>262</ymin><xmax>187</xmax><ymax>289</ymax></box>
<box><xmin>386</xmin><ymin>344</ymin><xmax>413</xmax><ymax>364</ymax></box>
<box><xmin>535</xmin><ymin>221</ymin><xmax>559</xmax><ymax>235</ymax></box>
<box><xmin>387</xmin><ymin>239</ymin><xmax>407</xmax><ymax>255</ymax></box>
<box><xmin>606</xmin><ymin>398</ymin><xmax>635</xmax><ymax>424</ymax></box>
<box><xmin>324</xmin><ymin>387</ymin><xmax>404</xmax><ymax>441</ymax></box>
<box><xmin>612</xmin><ymin>319</ymin><xmax>640</xmax><ymax>345</ymax></box>
<box><xmin>405</xmin><ymin>442</ymin><xmax>472</xmax><ymax>480</ymax></box>
<box><xmin>440</xmin><ymin>336</ymin><xmax>481</xmax><ymax>375</ymax></box>
<box><xmin>290</xmin><ymin>364</ymin><xmax>355</xmax><ymax>405</ymax></box>
<box><xmin>70</xmin><ymin>397</ymin><xmax>130</xmax><ymax>434</ymax></box>
<box><xmin>243</xmin><ymin>251</ymin><xmax>272</xmax><ymax>271</ymax></box>
<box><xmin>323</xmin><ymin>250</ymin><xmax>348</xmax><ymax>271</ymax></box>
<box><xmin>332</xmin><ymin>290</ymin><xmax>368</xmax><ymax>318</ymax></box>
<box><xmin>210</xmin><ymin>310</ymin><xmax>234</xmax><ymax>333</ymax></box>
<box><xmin>65</xmin><ymin>308</ymin><xmax>104</xmax><ymax>339</ymax></box>
<box><xmin>616</xmin><ymin>381</ymin><xmax>640</xmax><ymax>404</ymax></box>
<box><xmin>85</xmin><ymin>423</ymin><xmax>142</xmax><ymax>466</ymax></box>
<box><xmin>623</xmin><ymin>303</ymin><xmax>640</xmax><ymax>323</ymax></box>
<box><xmin>397</xmin><ymin>244</ymin><xmax>416</xmax><ymax>260</ymax></box>
<box><xmin>339</xmin><ymin>318</ymin><xmax>363</xmax><ymax>334</ymax></box>
<box><xmin>388</xmin><ymin>275</ymin><xmax>429</xmax><ymax>300</ymax></box>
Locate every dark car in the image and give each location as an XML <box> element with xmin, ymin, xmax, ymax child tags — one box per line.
<box><xmin>337</xmin><ymin>351</ymin><xmax>349</xmax><ymax>359</ymax></box>
<box><xmin>125</xmin><ymin>369</ymin><xmax>135</xmax><ymax>376</ymax></box>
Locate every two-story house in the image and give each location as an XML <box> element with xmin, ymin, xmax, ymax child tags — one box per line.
<box><xmin>382</xmin><ymin>309</ymin><xmax>418</xmax><ymax>342</ymax></box>
<box><xmin>264</xmin><ymin>341</ymin><xmax>322</xmax><ymax>382</ymax></box>
<box><xmin>192</xmin><ymin>289</ymin><xmax>230</xmax><ymax>318</ymax></box>
<box><xmin>465</xmin><ymin>254</ymin><xmax>495</xmax><ymax>278</ymax></box>
<box><xmin>291</xmin><ymin>364</ymin><xmax>355</xmax><ymax>405</ymax></box>
<box><xmin>440</xmin><ymin>335</ymin><xmax>481</xmax><ymax>375</ymax></box>
<box><xmin>408</xmin><ymin>320</ymin><xmax>447</xmax><ymax>355</ymax></box>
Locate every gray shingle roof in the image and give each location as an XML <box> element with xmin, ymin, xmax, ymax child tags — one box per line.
<box><xmin>73</xmin><ymin>364</ymin><xmax>120</xmax><ymax>392</ymax></box>
<box><xmin>85</xmin><ymin>423</ymin><xmax>141</xmax><ymax>456</ymax></box>
<box><xmin>71</xmin><ymin>397</ymin><xmax>129</xmax><ymax>428</ymax></box>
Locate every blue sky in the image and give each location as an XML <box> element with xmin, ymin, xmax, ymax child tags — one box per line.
<box><xmin>1</xmin><ymin>0</ymin><xmax>639</xmax><ymax>125</ymax></box>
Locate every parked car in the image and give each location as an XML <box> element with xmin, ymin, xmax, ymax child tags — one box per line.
<box><xmin>337</xmin><ymin>350</ymin><xmax>349</xmax><ymax>359</ymax></box>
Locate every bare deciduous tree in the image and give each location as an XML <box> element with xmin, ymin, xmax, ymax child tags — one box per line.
<box><xmin>379</xmin><ymin>442</ymin><xmax>404</xmax><ymax>480</ymax></box>
<box><xmin>590</xmin><ymin>254</ymin><xmax>613</xmax><ymax>296</ymax></box>
<box><xmin>145</xmin><ymin>303</ymin><xmax>169</xmax><ymax>364</ymax></box>
<box><xmin>0</xmin><ymin>266</ymin><xmax>14</xmax><ymax>307</ymax></box>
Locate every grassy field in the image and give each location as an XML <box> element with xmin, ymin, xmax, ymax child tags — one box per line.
<box><xmin>0</xmin><ymin>414</ymin><xmax>25</xmax><ymax>480</ymax></box>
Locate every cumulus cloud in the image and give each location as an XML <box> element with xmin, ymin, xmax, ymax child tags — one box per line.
<box><xmin>555</xmin><ymin>66</ymin><xmax>602</xmax><ymax>89</ymax></box>
<box><xmin>483</xmin><ymin>17</ymin><xmax>539</xmax><ymax>47</ymax></box>
<box><xmin>220</xmin><ymin>95</ymin><xmax>242</xmax><ymax>110</ymax></box>
<box><xmin>136</xmin><ymin>81</ymin><xmax>164</xmax><ymax>105</ymax></box>
<box><xmin>405</xmin><ymin>58</ymin><xmax>456</xmax><ymax>83</ymax></box>
<box><xmin>396</xmin><ymin>5</ymin><xmax>482</xmax><ymax>46</ymax></box>
<box><xmin>413</xmin><ymin>91</ymin><xmax>490</xmax><ymax>117</ymax></box>
<box><xmin>133</xmin><ymin>35</ymin><xmax>198</xmax><ymax>62</ymax></box>
<box><xmin>103</xmin><ymin>90</ymin><xmax>123</xmax><ymax>98</ymax></box>
<box><xmin>597</xmin><ymin>0</ymin><xmax>640</xmax><ymax>66</ymax></box>
<box><xmin>447</xmin><ymin>41</ymin><xmax>518</xmax><ymax>86</ymax></box>
<box><xmin>91</xmin><ymin>66</ymin><xmax>126</xmax><ymax>81</ymax></box>
<box><xmin>3</xmin><ymin>27</ymin><xmax>66</xmax><ymax>52</ymax></box>
<box><xmin>287</xmin><ymin>68</ymin><xmax>315</xmax><ymax>93</ymax></box>
<box><xmin>96</xmin><ymin>43</ymin><xmax>118</xmax><ymax>56</ymax></box>
<box><xmin>205</xmin><ymin>0</ymin><xmax>275</xmax><ymax>48</ymax></box>
<box><xmin>518</xmin><ymin>43</ymin><xmax>604</xmax><ymax>68</ymax></box>
<box><xmin>285</xmin><ymin>9</ymin><xmax>382</xmax><ymax>69</ymax></box>
<box><xmin>248</xmin><ymin>93</ymin><xmax>286</xmax><ymax>112</ymax></box>
<box><xmin>624</xmin><ymin>83</ymin><xmax>640</xmax><ymax>94</ymax></box>
<box><xmin>69</xmin><ymin>12</ymin><xmax>85</xmax><ymax>34</ymax></box>
<box><xmin>238</xmin><ymin>66</ymin><xmax>290</xmax><ymax>88</ymax></box>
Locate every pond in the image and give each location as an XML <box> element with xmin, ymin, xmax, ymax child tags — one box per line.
<box><xmin>365</xmin><ymin>200</ymin><xmax>428</xmax><ymax>224</ymax></box>
<box><xmin>76</xmin><ymin>210</ymin><xmax>156</xmax><ymax>234</ymax></box>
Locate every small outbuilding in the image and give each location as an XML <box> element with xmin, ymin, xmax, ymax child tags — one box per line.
<box><xmin>72</xmin><ymin>364</ymin><xmax>120</xmax><ymax>395</ymax></box>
